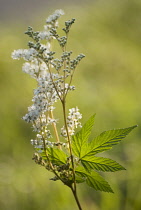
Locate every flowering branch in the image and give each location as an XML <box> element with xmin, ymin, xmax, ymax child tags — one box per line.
<box><xmin>12</xmin><ymin>9</ymin><xmax>137</xmax><ymax>210</ymax></box>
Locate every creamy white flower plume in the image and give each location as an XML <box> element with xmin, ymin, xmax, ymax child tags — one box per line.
<box><xmin>61</xmin><ymin>107</ymin><xmax>82</xmax><ymax>137</ymax></box>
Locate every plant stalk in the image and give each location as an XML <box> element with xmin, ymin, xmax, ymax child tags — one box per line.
<box><xmin>70</xmin><ymin>186</ymin><xmax>83</xmax><ymax>210</ymax></box>
<box><xmin>61</xmin><ymin>100</ymin><xmax>77</xmax><ymax>192</ymax></box>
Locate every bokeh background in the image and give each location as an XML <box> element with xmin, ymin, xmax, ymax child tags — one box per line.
<box><xmin>0</xmin><ymin>0</ymin><xmax>141</xmax><ymax>209</ymax></box>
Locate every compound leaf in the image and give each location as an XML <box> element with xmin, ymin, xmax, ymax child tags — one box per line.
<box><xmin>81</xmin><ymin>156</ymin><xmax>126</xmax><ymax>172</ymax></box>
<box><xmin>72</xmin><ymin>114</ymin><xmax>95</xmax><ymax>157</ymax></box>
<box><xmin>83</xmin><ymin>125</ymin><xmax>137</xmax><ymax>157</ymax></box>
<box><xmin>75</xmin><ymin>166</ymin><xmax>113</xmax><ymax>193</ymax></box>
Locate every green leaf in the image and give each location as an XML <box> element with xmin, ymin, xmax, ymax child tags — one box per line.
<box><xmin>81</xmin><ymin>156</ymin><xmax>126</xmax><ymax>172</ymax></box>
<box><xmin>47</xmin><ymin>148</ymin><xmax>67</xmax><ymax>165</ymax></box>
<box><xmin>75</xmin><ymin>166</ymin><xmax>113</xmax><ymax>193</ymax></box>
<box><xmin>72</xmin><ymin>114</ymin><xmax>95</xmax><ymax>157</ymax></box>
<box><xmin>84</xmin><ymin>125</ymin><xmax>137</xmax><ymax>156</ymax></box>
<box><xmin>75</xmin><ymin>175</ymin><xmax>86</xmax><ymax>183</ymax></box>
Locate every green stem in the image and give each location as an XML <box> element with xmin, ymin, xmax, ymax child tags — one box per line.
<box><xmin>70</xmin><ymin>186</ymin><xmax>83</xmax><ymax>210</ymax></box>
<box><xmin>62</xmin><ymin>100</ymin><xmax>83</xmax><ymax>209</ymax></box>
<box><xmin>61</xmin><ymin>100</ymin><xmax>76</xmax><ymax>192</ymax></box>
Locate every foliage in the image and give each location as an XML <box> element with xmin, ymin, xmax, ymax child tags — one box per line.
<box><xmin>72</xmin><ymin>115</ymin><xmax>137</xmax><ymax>192</ymax></box>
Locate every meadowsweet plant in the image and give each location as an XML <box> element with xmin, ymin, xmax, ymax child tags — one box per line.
<box><xmin>12</xmin><ymin>10</ymin><xmax>137</xmax><ymax>210</ymax></box>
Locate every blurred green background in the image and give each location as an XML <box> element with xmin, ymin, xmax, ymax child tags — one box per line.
<box><xmin>0</xmin><ymin>0</ymin><xmax>141</xmax><ymax>209</ymax></box>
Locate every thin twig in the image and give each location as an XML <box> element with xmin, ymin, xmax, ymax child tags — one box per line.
<box><xmin>70</xmin><ymin>186</ymin><xmax>83</xmax><ymax>210</ymax></box>
<box><xmin>49</xmin><ymin>110</ymin><xmax>61</xmax><ymax>149</ymax></box>
<box><xmin>61</xmin><ymin>100</ymin><xmax>77</xmax><ymax>192</ymax></box>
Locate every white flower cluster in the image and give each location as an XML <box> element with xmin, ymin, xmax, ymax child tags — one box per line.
<box><xmin>61</xmin><ymin>107</ymin><xmax>82</xmax><ymax>137</ymax></box>
<box><xmin>12</xmin><ymin>45</ymin><xmax>51</xmax><ymax>79</ymax></box>
<box><xmin>12</xmin><ymin>10</ymin><xmax>84</xmax><ymax>155</ymax></box>
<box><xmin>22</xmin><ymin>74</ymin><xmax>60</xmax><ymax>130</ymax></box>
<box><xmin>31</xmin><ymin>133</ymin><xmax>67</xmax><ymax>153</ymax></box>
<box><xmin>38</xmin><ymin>10</ymin><xmax>64</xmax><ymax>41</ymax></box>
<box><xmin>46</xmin><ymin>9</ymin><xmax>64</xmax><ymax>25</ymax></box>
<box><xmin>38</xmin><ymin>31</ymin><xmax>51</xmax><ymax>41</ymax></box>
<box><xmin>32</xmin><ymin>115</ymin><xmax>57</xmax><ymax>133</ymax></box>
<box><xmin>31</xmin><ymin>133</ymin><xmax>52</xmax><ymax>153</ymax></box>
<box><xmin>11</xmin><ymin>48</ymin><xmax>38</xmax><ymax>60</ymax></box>
<box><xmin>11</xmin><ymin>10</ymin><xmax>64</xmax><ymax>80</ymax></box>
<box><xmin>22</xmin><ymin>60</ymin><xmax>48</xmax><ymax>78</ymax></box>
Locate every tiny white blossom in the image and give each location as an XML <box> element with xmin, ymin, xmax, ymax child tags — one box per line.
<box><xmin>22</xmin><ymin>62</ymin><xmax>39</xmax><ymax>78</ymax></box>
<box><xmin>37</xmin><ymin>134</ymin><xmax>42</xmax><ymax>139</ymax></box>
<box><xmin>22</xmin><ymin>105</ymin><xmax>40</xmax><ymax>123</ymax></box>
<box><xmin>11</xmin><ymin>49</ymin><xmax>24</xmax><ymax>60</ymax></box>
<box><xmin>46</xmin><ymin>9</ymin><xmax>64</xmax><ymax>24</ymax></box>
<box><xmin>38</xmin><ymin>31</ymin><xmax>52</xmax><ymax>40</ymax></box>
<box><xmin>23</xmin><ymin>48</ymin><xmax>38</xmax><ymax>61</ymax></box>
<box><xmin>11</xmin><ymin>48</ymin><xmax>38</xmax><ymax>61</ymax></box>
